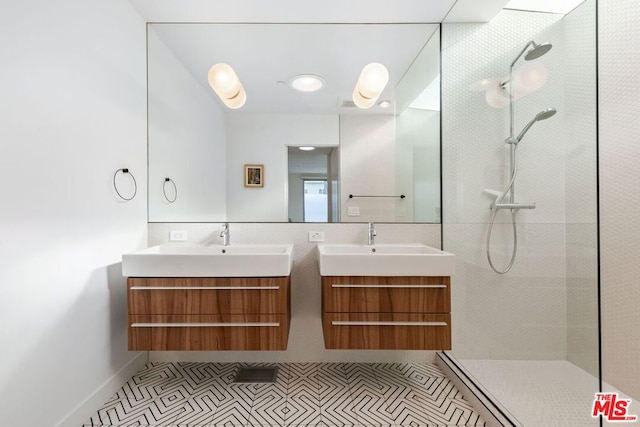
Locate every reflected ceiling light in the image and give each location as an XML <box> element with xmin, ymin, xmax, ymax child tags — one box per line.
<box><xmin>207</xmin><ymin>63</ymin><xmax>247</xmax><ymax>109</ymax></box>
<box><xmin>289</xmin><ymin>74</ymin><xmax>325</xmax><ymax>92</ymax></box>
<box><xmin>469</xmin><ymin>78</ymin><xmax>498</xmax><ymax>92</ymax></box>
<box><xmin>471</xmin><ymin>62</ymin><xmax>549</xmax><ymax>109</ymax></box>
<box><xmin>378</xmin><ymin>100</ymin><xmax>392</xmax><ymax>109</ymax></box>
<box><xmin>299</xmin><ymin>146</ymin><xmax>316</xmax><ymax>151</ymax></box>
<box><xmin>484</xmin><ymin>85</ymin><xmax>510</xmax><ymax>108</ymax></box>
<box><xmin>512</xmin><ymin>62</ymin><xmax>549</xmax><ymax>94</ymax></box>
<box><xmin>352</xmin><ymin>63</ymin><xmax>389</xmax><ymax>109</ymax></box>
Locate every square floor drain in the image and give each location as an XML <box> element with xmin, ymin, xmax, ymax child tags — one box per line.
<box><xmin>233</xmin><ymin>366</ymin><xmax>278</xmax><ymax>383</ymax></box>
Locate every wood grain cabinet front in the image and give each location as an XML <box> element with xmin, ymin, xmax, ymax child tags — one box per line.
<box><xmin>321</xmin><ymin>276</ymin><xmax>451</xmax><ymax>350</ymax></box>
<box><xmin>127</xmin><ymin>277</ymin><xmax>290</xmax><ymax>351</ymax></box>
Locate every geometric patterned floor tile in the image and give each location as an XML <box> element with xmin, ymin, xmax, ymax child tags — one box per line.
<box><xmin>83</xmin><ymin>362</ymin><xmax>486</xmax><ymax>427</ymax></box>
<box><xmin>319</xmin><ymin>397</ymin><xmax>359</xmax><ymax>426</ymax></box>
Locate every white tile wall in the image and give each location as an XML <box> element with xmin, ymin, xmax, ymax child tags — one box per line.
<box><xmin>443</xmin><ymin>4</ymin><xmax>599</xmax><ymax>370</ymax></box>
<box><xmin>599</xmin><ymin>0</ymin><xmax>640</xmax><ymax>402</ymax></box>
<box><xmin>445</xmin><ymin>223</ymin><xmax>568</xmax><ymax>360</ymax></box>
<box><xmin>442</xmin><ymin>10</ymin><xmax>570</xmax><ymax>360</ymax></box>
<box><xmin>563</xmin><ymin>0</ymin><xmax>599</xmax><ymax>377</ymax></box>
<box><xmin>147</xmin><ymin>222</ymin><xmax>442</xmax><ymax>364</ymax></box>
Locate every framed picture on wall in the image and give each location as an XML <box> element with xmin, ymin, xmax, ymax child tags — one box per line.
<box><xmin>244</xmin><ymin>164</ymin><xmax>264</xmax><ymax>188</ymax></box>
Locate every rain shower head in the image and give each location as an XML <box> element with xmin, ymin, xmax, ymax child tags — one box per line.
<box><xmin>524</xmin><ymin>42</ymin><xmax>553</xmax><ymax>60</ymax></box>
<box><xmin>516</xmin><ymin>108</ymin><xmax>557</xmax><ymax>142</ymax></box>
<box><xmin>510</xmin><ymin>41</ymin><xmax>553</xmax><ymax>70</ymax></box>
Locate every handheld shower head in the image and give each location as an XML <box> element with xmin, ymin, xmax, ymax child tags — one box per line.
<box><xmin>534</xmin><ymin>107</ymin><xmax>557</xmax><ymax>121</ymax></box>
<box><xmin>524</xmin><ymin>42</ymin><xmax>553</xmax><ymax>60</ymax></box>
<box><xmin>516</xmin><ymin>108</ymin><xmax>557</xmax><ymax>142</ymax></box>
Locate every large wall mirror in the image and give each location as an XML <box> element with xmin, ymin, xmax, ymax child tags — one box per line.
<box><xmin>148</xmin><ymin>23</ymin><xmax>441</xmax><ymax>223</ymax></box>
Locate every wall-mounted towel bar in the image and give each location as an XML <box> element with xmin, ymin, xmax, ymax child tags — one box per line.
<box><xmin>349</xmin><ymin>194</ymin><xmax>405</xmax><ymax>199</ymax></box>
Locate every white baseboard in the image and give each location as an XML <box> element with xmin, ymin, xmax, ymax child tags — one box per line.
<box><xmin>54</xmin><ymin>352</ymin><xmax>148</xmax><ymax>427</ymax></box>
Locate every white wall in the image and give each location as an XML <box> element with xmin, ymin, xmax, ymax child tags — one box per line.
<box><xmin>397</xmin><ymin>108</ymin><xmax>441</xmax><ymax>222</ymax></box>
<box><xmin>225</xmin><ymin>114</ymin><xmax>338</xmax><ymax>221</ymax></box>
<box><xmin>341</xmin><ymin>112</ymin><xmax>440</xmax><ymax>223</ymax></box>
<box><xmin>147</xmin><ymin>222</ymin><xmax>442</xmax><ymax>363</ymax></box>
<box><xmin>599</xmin><ymin>0</ymin><xmax>640</xmax><ymax>401</ymax></box>
<box><xmin>340</xmin><ymin>115</ymin><xmax>402</xmax><ymax>222</ymax></box>
<box><xmin>147</xmin><ymin>27</ymin><xmax>227</xmax><ymax>222</ymax></box>
<box><xmin>0</xmin><ymin>0</ymin><xmax>148</xmax><ymax>426</ymax></box>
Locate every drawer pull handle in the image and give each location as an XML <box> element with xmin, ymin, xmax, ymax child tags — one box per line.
<box><xmin>331</xmin><ymin>284</ymin><xmax>446</xmax><ymax>289</ymax></box>
<box><xmin>332</xmin><ymin>321</ymin><xmax>448</xmax><ymax>327</ymax></box>
<box><xmin>130</xmin><ymin>286</ymin><xmax>280</xmax><ymax>290</ymax></box>
<box><xmin>131</xmin><ymin>322</ymin><xmax>280</xmax><ymax>328</ymax></box>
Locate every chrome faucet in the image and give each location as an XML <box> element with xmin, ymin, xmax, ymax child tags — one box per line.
<box><xmin>367</xmin><ymin>222</ymin><xmax>376</xmax><ymax>246</ymax></box>
<box><xmin>220</xmin><ymin>222</ymin><xmax>230</xmax><ymax>246</ymax></box>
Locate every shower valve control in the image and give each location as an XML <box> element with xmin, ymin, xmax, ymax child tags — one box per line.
<box><xmin>494</xmin><ymin>202</ymin><xmax>536</xmax><ymax>210</ymax></box>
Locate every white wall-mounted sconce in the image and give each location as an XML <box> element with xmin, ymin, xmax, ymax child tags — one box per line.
<box><xmin>207</xmin><ymin>63</ymin><xmax>247</xmax><ymax>109</ymax></box>
<box><xmin>352</xmin><ymin>63</ymin><xmax>389</xmax><ymax>109</ymax></box>
<box><xmin>471</xmin><ymin>62</ymin><xmax>549</xmax><ymax>108</ymax></box>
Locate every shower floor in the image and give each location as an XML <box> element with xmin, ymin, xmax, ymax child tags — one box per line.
<box><xmin>84</xmin><ymin>362</ymin><xmax>486</xmax><ymax>426</ymax></box>
<box><xmin>458</xmin><ymin>360</ymin><xmax>601</xmax><ymax>426</ymax></box>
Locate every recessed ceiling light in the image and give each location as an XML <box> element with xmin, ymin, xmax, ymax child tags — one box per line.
<box><xmin>299</xmin><ymin>146</ymin><xmax>316</xmax><ymax>151</ymax></box>
<box><xmin>378</xmin><ymin>100</ymin><xmax>392</xmax><ymax>109</ymax></box>
<box><xmin>289</xmin><ymin>74</ymin><xmax>325</xmax><ymax>93</ymax></box>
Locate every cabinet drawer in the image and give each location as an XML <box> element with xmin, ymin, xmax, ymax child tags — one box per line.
<box><xmin>322</xmin><ymin>313</ymin><xmax>451</xmax><ymax>350</ymax></box>
<box><xmin>128</xmin><ymin>277</ymin><xmax>289</xmax><ymax>315</ymax></box>
<box><xmin>322</xmin><ymin>276</ymin><xmax>449</xmax><ymax>313</ymax></box>
<box><xmin>129</xmin><ymin>314</ymin><xmax>290</xmax><ymax>351</ymax></box>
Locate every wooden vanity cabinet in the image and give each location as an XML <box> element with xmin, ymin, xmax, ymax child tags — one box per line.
<box><xmin>127</xmin><ymin>276</ymin><xmax>290</xmax><ymax>351</ymax></box>
<box><xmin>321</xmin><ymin>275</ymin><xmax>451</xmax><ymax>350</ymax></box>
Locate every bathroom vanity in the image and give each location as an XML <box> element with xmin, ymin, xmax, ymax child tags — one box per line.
<box><xmin>122</xmin><ymin>244</ymin><xmax>293</xmax><ymax>351</ymax></box>
<box><xmin>127</xmin><ymin>276</ymin><xmax>290</xmax><ymax>351</ymax></box>
<box><xmin>317</xmin><ymin>243</ymin><xmax>454</xmax><ymax>350</ymax></box>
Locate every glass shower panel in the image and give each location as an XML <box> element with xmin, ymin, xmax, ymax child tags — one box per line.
<box><xmin>441</xmin><ymin>1</ymin><xmax>598</xmax><ymax>425</ymax></box>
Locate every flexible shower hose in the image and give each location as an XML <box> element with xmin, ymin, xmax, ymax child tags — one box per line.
<box><xmin>486</xmin><ymin>144</ymin><xmax>520</xmax><ymax>274</ymax></box>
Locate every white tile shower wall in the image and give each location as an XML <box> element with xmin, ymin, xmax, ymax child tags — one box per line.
<box><xmin>147</xmin><ymin>222</ymin><xmax>441</xmax><ymax>363</ymax></box>
<box><xmin>564</xmin><ymin>0</ymin><xmax>599</xmax><ymax>377</ymax></box>
<box><xmin>444</xmin><ymin>224</ymin><xmax>568</xmax><ymax>360</ymax></box>
<box><xmin>442</xmin><ymin>11</ymin><xmax>570</xmax><ymax>360</ymax></box>
<box><xmin>599</xmin><ymin>0</ymin><xmax>640</xmax><ymax>401</ymax></box>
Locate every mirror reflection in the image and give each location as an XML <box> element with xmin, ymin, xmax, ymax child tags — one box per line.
<box><xmin>288</xmin><ymin>146</ymin><xmax>339</xmax><ymax>223</ymax></box>
<box><xmin>147</xmin><ymin>23</ymin><xmax>441</xmax><ymax>223</ymax></box>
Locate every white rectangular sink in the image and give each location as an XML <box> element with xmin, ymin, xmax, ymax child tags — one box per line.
<box><xmin>317</xmin><ymin>243</ymin><xmax>455</xmax><ymax>277</ymax></box>
<box><xmin>122</xmin><ymin>244</ymin><xmax>293</xmax><ymax>277</ymax></box>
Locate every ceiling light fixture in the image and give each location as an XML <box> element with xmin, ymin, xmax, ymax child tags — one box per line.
<box><xmin>352</xmin><ymin>63</ymin><xmax>389</xmax><ymax>109</ymax></box>
<box><xmin>289</xmin><ymin>74</ymin><xmax>325</xmax><ymax>93</ymax></box>
<box><xmin>207</xmin><ymin>63</ymin><xmax>247</xmax><ymax>109</ymax></box>
<box><xmin>298</xmin><ymin>146</ymin><xmax>316</xmax><ymax>151</ymax></box>
<box><xmin>378</xmin><ymin>100</ymin><xmax>392</xmax><ymax>109</ymax></box>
